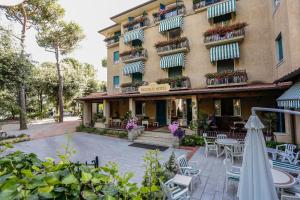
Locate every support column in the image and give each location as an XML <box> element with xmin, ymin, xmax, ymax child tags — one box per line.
<box><xmin>129</xmin><ymin>98</ymin><xmax>135</xmax><ymax>117</ymax></box>
<box><xmin>103</xmin><ymin>99</ymin><xmax>110</xmax><ymax>123</ymax></box>
<box><xmin>192</xmin><ymin>95</ymin><xmax>198</xmax><ymax>121</ymax></box>
<box><xmin>83</xmin><ymin>102</ymin><xmax>92</xmax><ymax>126</ymax></box>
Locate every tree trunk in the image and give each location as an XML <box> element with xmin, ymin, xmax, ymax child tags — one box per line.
<box><xmin>19</xmin><ymin>4</ymin><xmax>28</xmax><ymax>130</ymax></box>
<box><xmin>55</xmin><ymin>46</ymin><xmax>64</xmax><ymax>123</ymax></box>
<box><xmin>39</xmin><ymin>92</ymin><xmax>43</xmax><ymax>113</ymax></box>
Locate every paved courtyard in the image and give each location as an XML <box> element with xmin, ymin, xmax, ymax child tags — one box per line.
<box><xmin>2</xmin><ymin>132</ymin><xmax>240</xmax><ymax>199</ymax></box>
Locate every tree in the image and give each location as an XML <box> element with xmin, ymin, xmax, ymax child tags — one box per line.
<box><xmin>1</xmin><ymin>0</ymin><xmax>64</xmax><ymax>129</ymax></box>
<box><xmin>36</xmin><ymin>21</ymin><xmax>84</xmax><ymax>123</ymax></box>
<box><xmin>101</xmin><ymin>58</ymin><xmax>107</xmax><ymax>68</ymax></box>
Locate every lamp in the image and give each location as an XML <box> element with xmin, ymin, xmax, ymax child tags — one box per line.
<box><xmin>0</xmin><ymin>0</ymin><xmax>25</xmax><ymax>6</ymax></box>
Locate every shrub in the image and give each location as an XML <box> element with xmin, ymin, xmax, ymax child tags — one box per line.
<box><xmin>181</xmin><ymin>135</ymin><xmax>205</xmax><ymax>146</ymax></box>
<box><xmin>266</xmin><ymin>141</ymin><xmax>284</xmax><ymax>149</ymax></box>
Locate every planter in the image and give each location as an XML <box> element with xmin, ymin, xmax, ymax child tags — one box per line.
<box><xmin>128</xmin><ymin>129</ymin><xmax>138</xmax><ymax>142</ymax></box>
<box><xmin>94</xmin><ymin>122</ymin><xmax>106</xmax><ymax>129</ymax></box>
<box><xmin>172</xmin><ymin>137</ymin><xmax>180</xmax><ymax>148</ymax></box>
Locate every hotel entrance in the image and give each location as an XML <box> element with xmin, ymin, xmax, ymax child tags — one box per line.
<box><xmin>156</xmin><ymin>100</ymin><xmax>167</xmax><ymax>126</ymax></box>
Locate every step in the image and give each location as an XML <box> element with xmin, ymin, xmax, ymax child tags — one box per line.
<box><xmin>133</xmin><ymin>139</ymin><xmax>172</xmax><ymax>147</ymax></box>
<box><xmin>137</xmin><ymin>136</ymin><xmax>174</xmax><ymax>143</ymax></box>
<box><xmin>141</xmin><ymin>133</ymin><xmax>174</xmax><ymax>139</ymax></box>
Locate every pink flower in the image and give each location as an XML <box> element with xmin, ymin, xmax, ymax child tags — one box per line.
<box><xmin>168</xmin><ymin>121</ymin><xmax>179</xmax><ymax>134</ymax></box>
<box><xmin>126</xmin><ymin>119</ymin><xmax>138</xmax><ymax>131</ymax></box>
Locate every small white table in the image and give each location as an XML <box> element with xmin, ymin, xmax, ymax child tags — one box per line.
<box><xmin>272</xmin><ymin>168</ymin><xmax>296</xmax><ymax>189</ymax></box>
<box><xmin>173</xmin><ymin>174</ymin><xmax>192</xmax><ymax>191</ymax></box>
<box><xmin>142</xmin><ymin>120</ymin><xmax>149</xmax><ymax>128</ymax></box>
<box><xmin>215</xmin><ymin>138</ymin><xmax>239</xmax><ymax>157</ymax></box>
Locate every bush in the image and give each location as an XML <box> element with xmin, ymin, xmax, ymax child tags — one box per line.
<box><xmin>76</xmin><ymin>125</ymin><xmax>128</xmax><ymax>139</ymax></box>
<box><xmin>0</xmin><ymin>151</ymin><xmax>141</xmax><ymax>199</ymax></box>
<box><xmin>181</xmin><ymin>135</ymin><xmax>205</xmax><ymax>146</ymax></box>
<box><xmin>266</xmin><ymin>141</ymin><xmax>284</xmax><ymax>149</ymax></box>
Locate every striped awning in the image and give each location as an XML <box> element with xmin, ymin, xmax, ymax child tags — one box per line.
<box><xmin>123</xmin><ymin>61</ymin><xmax>144</xmax><ymax>75</ymax></box>
<box><xmin>210</xmin><ymin>42</ymin><xmax>240</xmax><ymax>62</ymax></box>
<box><xmin>124</xmin><ymin>29</ymin><xmax>144</xmax><ymax>44</ymax></box>
<box><xmin>207</xmin><ymin>0</ymin><xmax>236</xmax><ymax>19</ymax></box>
<box><xmin>277</xmin><ymin>82</ymin><xmax>300</xmax><ymax>109</ymax></box>
<box><xmin>160</xmin><ymin>53</ymin><xmax>185</xmax><ymax>69</ymax></box>
<box><xmin>159</xmin><ymin>16</ymin><xmax>183</xmax><ymax>32</ymax></box>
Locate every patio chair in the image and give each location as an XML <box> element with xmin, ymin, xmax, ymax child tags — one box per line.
<box><xmin>160</xmin><ymin>179</ymin><xmax>190</xmax><ymax>200</ymax></box>
<box><xmin>217</xmin><ymin>134</ymin><xmax>227</xmax><ymax>139</ymax></box>
<box><xmin>223</xmin><ymin>158</ymin><xmax>240</xmax><ymax>192</ymax></box>
<box><xmin>176</xmin><ymin>154</ymin><xmax>201</xmax><ymax>191</ymax></box>
<box><xmin>204</xmin><ymin>137</ymin><xmax>218</xmax><ymax>157</ymax></box>
<box><xmin>228</xmin><ymin>144</ymin><xmax>244</xmax><ymax>163</ymax></box>
<box><xmin>276</xmin><ymin>144</ymin><xmax>297</xmax><ymax>164</ymax></box>
<box><xmin>281</xmin><ymin>195</ymin><xmax>300</xmax><ymax>200</ymax></box>
<box><xmin>285</xmin><ymin>177</ymin><xmax>300</xmax><ymax>197</ymax></box>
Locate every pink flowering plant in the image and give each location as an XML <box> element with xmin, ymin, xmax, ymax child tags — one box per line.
<box><xmin>169</xmin><ymin>121</ymin><xmax>185</xmax><ymax>140</ymax></box>
<box><xmin>126</xmin><ymin>118</ymin><xmax>138</xmax><ymax>131</ymax></box>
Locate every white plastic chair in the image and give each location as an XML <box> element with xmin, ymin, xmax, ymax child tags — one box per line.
<box><xmin>217</xmin><ymin>134</ymin><xmax>227</xmax><ymax>139</ymax></box>
<box><xmin>176</xmin><ymin>154</ymin><xmax>201</xmax><ymax>191</ymax></box>
<box><xmin>281</xmin><ymin>195</ymin><xmax>300</xmax><ymax>200</ymax></box>
<box><xmin>160</xmin><ymin>179</ymin><xmax>190</xmax><ymax>200</ymax></box>
<box><xmin>223</xmin><ymin>158</ymin><xmax>240</xmax><ymax>192</ymax></box>
<box><xmin>276</xmin><ymin>144</ymin><xmax>297</xmax><ymax>164</ymax></box>
<box><xmin>204</xmin><ymin>137</ymin><xmax>218</xmax><ymax>157</ymax></box>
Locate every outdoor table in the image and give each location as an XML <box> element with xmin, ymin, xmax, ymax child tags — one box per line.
<box><xmin>173</xmin><ymin>174</ymin><xmax>192</xmax><ymax>191</ymax></box>
<box><xmin>272</xmin><ymin>168</ymin><xmax>296</xmax><ymax>195</ymax></box>
<box><xmin>215</xmin><ymin>138</ymin><xmax>239</xmax><ymax>157</ymax></box>
<box><xmin>112</xmin><ymin>119</ymin><xmax>121</xmax><ymax>127</ymax></box>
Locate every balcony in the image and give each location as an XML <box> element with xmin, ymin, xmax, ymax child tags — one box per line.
<box><xmin>205</xmin><ymin>70</ymin><xmax>248</xmax><ymax>87</ymax></box>
<box><xmin>120</xmin><ymin>48</ymin><xmax>147</xmax><ymax>63</ymax></box>
<box><xmin>155</xmin><ymin>37</ymin><xmax>189</xmax><ymax>56</ymax></box>
<box><xmin>153</xmin><ymin>5</ymin><xmax>186</xmax><ymax>23</ymax></box>
<box><xmin>104</xmin><ymin>36</ymin><xmax>119</xmax><ymax>48</ymax></box>
<box><xmin>204</xmin><ymin>23</ymin><xmax>247</xmax><ymax>47</ymax></box>
<box><xmin>123</xmin><ymin>16</ymin><xmax>149</xmax><ymax>33</ymax></box>
<box><xmin>193</xmin><ymin>0</ymin><xmax>226</xmax><ymax>11</ymax></box>
<box><xmin>156</xmin><ymin>76</ymin><xmax>191</xmax><ymax>90</ymax></box>
<box><xmin>121</xmin><ymin>81</ymin><xmax>148</xmax><ymax>94</ymax></box>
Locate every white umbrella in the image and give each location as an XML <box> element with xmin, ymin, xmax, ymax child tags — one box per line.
<box><xmin>237</xmin><ymin>114</ymin><xmax>278</xmax><ymax>200</ymax></box>
<box><xmin>0</xmin><ymin>0</ymin><xmax>25</xmax><ymax>6</ymax></box>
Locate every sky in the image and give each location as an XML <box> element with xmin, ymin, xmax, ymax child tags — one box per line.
<box><xmin>0</xmin><ymin>0</ymin><xmax>149</xmax><ymax>81</ymax></box>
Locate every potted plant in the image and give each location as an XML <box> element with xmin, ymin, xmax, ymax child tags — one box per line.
<box><xmin>126</xmin><ymin>118</ymin><xmax>138</xmax><ymax>142</ymax></box>
<box><xmin>168</xmin><ymin>121</ymin><xmax>185</xmax><ymax>148</ymax></box>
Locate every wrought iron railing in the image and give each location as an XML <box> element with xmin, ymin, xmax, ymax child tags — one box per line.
<box><xmin>198</xmin><ymin>130</ymin><xmax>275</xmax><ymax>140</ymax></box>
<box><xmin>206</xmin><ymin>70</ymin><xmax>248</xmax><ymax>87</ymax></box>
<box><xmin>204</xmin><ymin>28</ymin><xmax>245</xmax><ymax>44</ymax></box>
<box><xmin>105</xmin><ymin>36</ymin><xmax>119</xmax><ymax>46</ymax></box>
<box><xmin>153</xmin><ymin>7</ymin><xmax>186</xmax><ymax>23</ymax></box>
<box><xmin>193</xmin><ymin>0</ymin><xmax>225</xmax><ymax>10</ymax></box>
<box><xmin>120</xmin><ymin>49</ymin><xmax>147</xmax><ymax>63</ymax></box>
<box><xmin>170</xmin><ymin>78</ymin><xmax>190</xmax><ymax>90</ymax></box>
<box><xmin>123</xmin><ymin>19</ymin><xmax>150</xmax><ymax>33</ymax></box>
<box><xmin>156</xmin><ymin>40</ymin><xmax>189</xmax><ymax>54</ymax></box>
<box><xmin>121</xmin><ymin>81</ymin><xmax>148</xmax><ymax>93</ymax></box>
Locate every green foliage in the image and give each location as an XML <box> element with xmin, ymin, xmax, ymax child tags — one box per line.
<box><xmin>101</xmin><ymin>58</ymin><xmax>107</xmax><ymax>68</ymax></box>
<box><xmin>0</xmin><ymin>151</ymin><xmax>141</xmax><ymax>200</ymax></box>
<box><xmin>76</xmin><ymin>125</ymin><xmax>128</xmax><ymax>139</ymax></box>
<box><xmin>266</xmin><ymin>141</ymin><xmax>284</xmax><ymax>149</ymax></box>
<box><xmin>163</xmin><ymin>151</ymin><xmax>177</xmax><ymax>180</ymax></box>
<box><xmin>181</xmin><ymin>135</ymin><xmax>205</xmax><ymax>146</ymax></box>
<box><xmin>141</xmin><ymin>150</ymin><xmax>165</xmax><ymax>200</ymax></box>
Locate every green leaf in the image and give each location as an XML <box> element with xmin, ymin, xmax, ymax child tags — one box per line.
<box><xmin>21</xmin><ymin>169</ymin><xmax>34</xmax><ymax>178</ymax></box>
<box><xmin>45</xmin><ymin>175</ymin><xmax>60</xmax><ymax>185</ymax></box>
<box><xmin>61</xmin><ymin>174</ymin><xmax>78</xmax><ymax>185</ymax></box>
<box><xmin>81</xmin><ymin>171</ymin><xmax>92</xmax><ymax>184</ymax></box>
<box><xmin>32</xmin><ymin>165</ymin><xmax>41</xmax><ymax>172</ymax></box>
<box><xmin>38</xmin><ymin>186</ymin><xmax>54</xmax><ymax>193</ymax></box>
<box><xmin>82</xmin><ymin>190</ymin><xmax>97</xmax><ymax>200</ymax></box>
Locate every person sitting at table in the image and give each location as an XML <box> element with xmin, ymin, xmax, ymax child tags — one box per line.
<box><xmin>208</xmin><ymin>113</ymin><xmax>218</xmax><ymax>130</ymax></box>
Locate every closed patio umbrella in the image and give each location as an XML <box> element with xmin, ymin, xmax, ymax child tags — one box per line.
<box><xmin>237</xmin><ymin>114</ymin><xmax>278</xmax><ymax>200</ymax></box>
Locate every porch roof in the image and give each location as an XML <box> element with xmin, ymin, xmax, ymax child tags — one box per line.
<box><xmin>277</xmin><ymin>82</ymin><xmax>300</xmax><ymax>109</ymax></box>
<box><xmin>76</xmin><ymin>82</ymin><xmax>291</xmax><ymax>101</ymax></box>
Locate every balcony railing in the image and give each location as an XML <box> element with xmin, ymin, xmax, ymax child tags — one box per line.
<box><xmin>123</xmin><ymin>18</ymin><xmax>149</xmax><ymax>33</ymax></box>
<box><xmin>155</xmin><ymin>37</ymin><xmax>189</xmax><ymax>56</ymax></box>
<box><xmin>104</xmin><ymin>36</ymin><xmax>119</xmax><ymax>47</ymax></box>
<box><xmin>157</xmin><ymin>77</ymin><xmax>191</xmax><ymax>90</ymax></box>
<box><xmin>121</xmin><ymin>81</ymin><xmax>148</xmax><ymax>94</ymax></box>
<box><xmin>204</xmin><ymin>28</ymin><xmax>245</xmax><ymax>46</ymax></box>
<box><xmin>193</xmin><ymin>0</ymin><xmax>225</xmax><ymax>10</ymax></box>
<box><xmin>120</xmin><ymin>49</ymin><xmax>147</xmax><ymax>63</ymax></box>
<box><xmin>205</xmin><ymin>70</ymin><xmax>248</xmax><ymax>87</ymax></box>
<box><xmin>153</xmin><ymin>6</ymin><xmax>186</xmax><ymax>23</ymax></box>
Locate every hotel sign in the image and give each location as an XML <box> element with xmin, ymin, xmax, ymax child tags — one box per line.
<box><xmin>138</xmin><ymin>83</ymin><xmax>170</xmax><ymax>94</ymax></box>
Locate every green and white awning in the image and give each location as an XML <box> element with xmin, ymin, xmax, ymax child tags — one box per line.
<box><xmin>159</xmin><ymin>16</ymin><xmax>183</xmax><ymax>32</ymax></box>
<box><xmin>124</xmin><ymin>29</ymin><xmax>144</xmax><ymax>44</ymax></box>
<box><xmin>207</xmin><ymin>0</ymin><xmax>236</xmax><ymax>19</ymax></box>
<box><xmin>277</xmin><ymin>82</ymin><xmax>300</xmax><ymax>109</ymax></box>
<box><xmin>210</xmin><ymin>42</ymin><xmax>240</xmax><ymax>62</ymax></box>
<box><xmin>123</xmin><ymin>61</ymin><xmax>144</xmax><ymax>75</ymax></box>
<box><xmin>160</xmin><ymin>53</ymin><xmax>185</xmax><ymax>69</ymax></box>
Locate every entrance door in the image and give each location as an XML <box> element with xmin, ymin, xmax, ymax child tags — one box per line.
<box><xmin>187</xmin><ymin>99</ymin><xmax>192</xmax><ymax>126</ymax></box>
<box><xmin>156</xmin><ymin>100</ymin><xmax>167</xmax><ymax>126</ymax></box>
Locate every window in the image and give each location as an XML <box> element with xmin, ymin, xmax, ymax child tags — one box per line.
<box><xmin>114</xmin><ymin>31</ymin><xmax>121</xmax><ymax>37</ymax></box>
<box><xmin>113</xmin><ymin>76</ymin><xmax>120</xmax><ymax>88</ymax></box>
<box><xmin>273</xmin><ymin>0</ymin><xmax>280</xmax><ymax>10</ymax></box>
<box><xmin>214</xmin><ymin>99</ymin><xmax>242</xmax><ymax>116</ymax></box>
<box><xmin>132</xmin><ymin>40</ymin><xmax>142</xmax><ymax>47</ymax></box>
<box><xmin>233</xmin><ymin>99</ymin><xmax>241</xmax><ymax>116</ymax></box>
<box><xmin>168</xmin><ymin>28</ymin><xmax>181</xmax><ymax>39</ymax></box>
<box><xmin>113</xmin><ymin>51</ymin><xmax>119</xmax><ymax>64</ymax></box>
<box><xmin>132</xmin><ymin>73</ymin><xmax>143</xmax><ymax>83</ymax></box>
<box><xmin>168</xmin><ymin>66</ymin><xmax>182</xmax><ymax>78</ymax></box>
<box><xmin>217</xmin><ymin>59</ymin><xmax>234</xmax><ymax>72</ymax></box>
<box><xmin>275</xmin><ymin>33</ymin><xmax>284</xmax><ymax>62</ymax></box>
<box><xmin>213</xmin><ymin>13</ymin><xmax>232</xmax><ymax>24</ymax></box>
<box><xmin>136</xmin><ymin>101</ymin><xmax>146</xmax><ymax>116</ymax></box>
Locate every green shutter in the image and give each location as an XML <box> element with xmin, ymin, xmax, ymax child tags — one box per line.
<box><xmin>123</xmin><ymin>61</ymin><xmax>145</xmax><ymax>75</ymax></box>
<box><xmin>159</xmin><ymin>16</ymin><xmax>184</xmax><ymax>32</ymax></box>
<box><xmin>160</xmin><ymin>53</ymin><xmax>185</xmax><ymax>69</ymax></box>
<box><xmin>210</xmin><ymin>43</ymin><xmax>240</xmax><ymax>62</ymax></box>
<box><xmin>207</xmin><ymin>0</ymin><xmax>236</xmax><ymax>19</ymax></box>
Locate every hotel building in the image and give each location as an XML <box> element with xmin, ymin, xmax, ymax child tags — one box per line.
<box><xmin>78</xmin><ymin>0</ymin><xmax>300</xmax><ymax>144</ymax></box>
